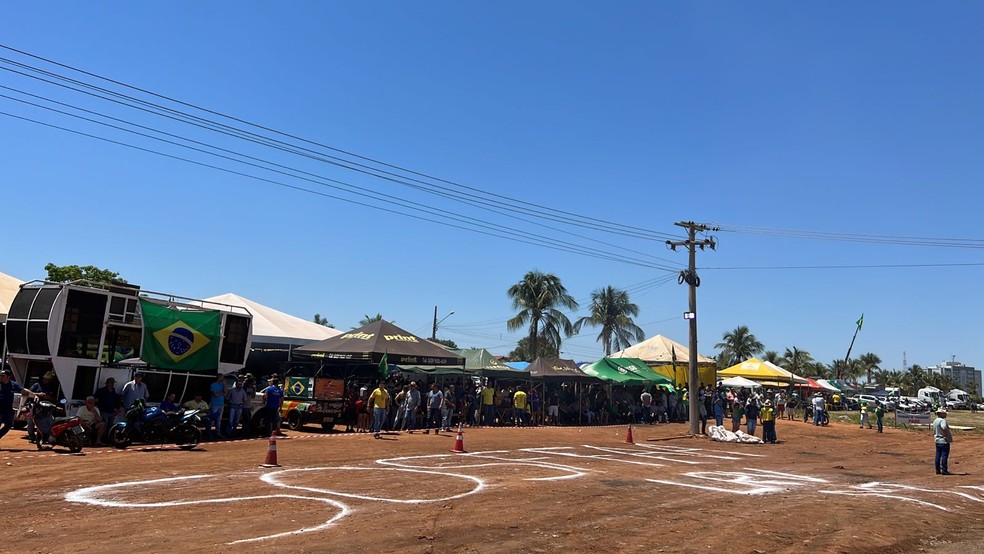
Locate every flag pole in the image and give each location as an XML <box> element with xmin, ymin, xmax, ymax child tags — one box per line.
<box><xmin>840</xmin><ymin>314</ymin><xmax>863</xmax><ymax>379</ymax></box>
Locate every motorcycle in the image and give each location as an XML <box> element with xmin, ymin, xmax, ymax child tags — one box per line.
<box><xmin>803</xmin><ymin>404</ymin><xmax>830</xmax><ymax>426</ymax></box>
<box><xmin>20</xmin><ymin>398</ymin><xmax>84</xmax><ymax>453</ymax></box>
<box><xmin>108</xmin><ymin>399</ymin><xmax>202</xmax><ymax>450</ymax></box>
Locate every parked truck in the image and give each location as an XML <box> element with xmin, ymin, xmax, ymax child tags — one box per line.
<box><xmin>917</xmin><ymin>386</ymin><xmax>943</xmax><ymax>408</ymax></box>
<box><xmin>946</xmin><ymin>389</ymin><xmax>970</xmax><ymax>410</ymax></box>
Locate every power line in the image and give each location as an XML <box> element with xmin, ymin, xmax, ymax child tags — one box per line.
<box><xmin>0</xmin><ymin>44</ymin><xmax>685</xmax><ymax>243</ymax></box>
<box><xmin>704</xmin><ymin>262</ymin><xmax>984</xmax><ymax>270</ymax></box>
<box><xmin>717</xmin><ymin>224</ymin><xmax>984</xmax><ymax>249</ymax></box>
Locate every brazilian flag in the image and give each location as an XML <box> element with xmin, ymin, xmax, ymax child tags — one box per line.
<box><xmin>139</xmin><ymin>299</ymin><xmax>221</xmax><ymax>371</ymax></box>
<box><xmin>379</xmin><ymin>351</ymin><xmax>389</xmax><ymax>378</ymax></box>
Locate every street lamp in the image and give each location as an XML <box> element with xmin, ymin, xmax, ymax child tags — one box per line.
<box><xmin>431</xmin><ymin>306</ymin><xmax>455</xmax><ymax>340</ymax></box>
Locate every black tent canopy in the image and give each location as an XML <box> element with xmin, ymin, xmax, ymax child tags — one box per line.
<box><xmin>294</xmin><ymin>319</ymin><xmax>465</xmax><ymax>367</ymax></box>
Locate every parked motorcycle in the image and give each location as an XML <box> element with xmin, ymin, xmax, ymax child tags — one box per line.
<box><xmin>20</xmin><ymin>398</ymin><xmax>84</xmax><ymax>453</ymax></box>
<box><xmin>108</xmin><ymin>399</ymin><xmax>202</xmax><ymax>450</ymax></box>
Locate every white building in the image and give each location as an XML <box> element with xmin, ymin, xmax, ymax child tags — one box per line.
<box><xmin>928</xmin><ymin>361</ymin><xmax>982</xmax><ymax>396</ymax></box>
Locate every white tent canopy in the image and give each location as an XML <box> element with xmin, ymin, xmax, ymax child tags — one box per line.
<box><xmin>203</xmin><ymin>293</ymin><xmax>341</xmax><ymax>346</ymax></box>
<box><xmin>611</xmin><ymin>334</ymin><xmax>716</xmax><ymax>364</ymax></box>
<box><xmin>815</xmin><ymin>378</ymin><xmax>842</xmax><ymax>393</ymax></box>
<box><xmin>0</xmin><ymin>271</ymin><xmax>25</xmax><ymax>322</ymax></box>
<box><xmin>720</xmin><ymin>376</ymin><xmax>761</xmax><ymax>389</ymax></box>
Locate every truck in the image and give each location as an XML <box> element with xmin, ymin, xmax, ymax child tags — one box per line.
<box><xmin>917</xmin><ymin>386</ymin><xmax>943</xmax><ymax>408</ymax></box>
<box><xmin>250</xmin><ymin>363</ymin><xmax>350</xmax><ymax>432</ymax></box>
<box><xmin>946</xmin><ymin>389</ymin><xmax>970</xmax><ymax>410</ymax></box>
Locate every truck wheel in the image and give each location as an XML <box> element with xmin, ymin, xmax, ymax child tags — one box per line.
<box><xmin>287</xmin><ymin>411</ymin><xmax>302</xmax><ymax>430</ymax></box>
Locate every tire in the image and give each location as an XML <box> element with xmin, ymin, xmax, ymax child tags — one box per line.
<box><xmin>65</xmin><ymin>431</ymin><xmax>83</xmax><ymax>453</ymax></box>
<box><xmin>321</xmin><ymin>422</ymin><xmax>335</xmax><ymax>432</ymax></box>
<box><xmin>252</xmin><ymin>412</ymin><xmax>269</xmax><ymax>436</ymax></box>
<box><xmin>287</xmin><ymin>411</ymin><xmax>302</xmax><ymax>431</ymax></box>
<box><xmin>173</xmin><ymin>424</ymin><xmax>201</xmax><ymax>450</ymax></box>
<box><xmin>109</xmin><ymin>425</ymin><xmax>131</xmax><ymax>449</ymax></box>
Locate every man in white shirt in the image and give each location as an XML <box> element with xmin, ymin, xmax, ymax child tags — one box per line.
<box><xmin>121</xmin><ymin>373</ymin><xmax>149</xmax><ymax>409</ymax></box>
<box><xmin>811</xmin><ymin>393</ymin><xmax>826</xmax><ymax>426</ymax></box>
<box><xmin>932</xmin><ymin>408</ymin><xmax>954</xmax><ymax>475</ymax></box>
<box><xmin>76</xmin><ymin>396</ymin><xmax>106</xmax><ymax>445</ymax></box>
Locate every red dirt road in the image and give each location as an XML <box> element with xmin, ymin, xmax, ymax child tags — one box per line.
<box><xmin>1</xmin><ymin>418</ymin><xmax>982</xmax><ymax>553</ymax></box>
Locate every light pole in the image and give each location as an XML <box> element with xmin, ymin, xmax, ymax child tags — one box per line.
<box><xmin>431</xmin><ymin>306</ymin><xmax>455</xmax><ymax>340</ymax></box>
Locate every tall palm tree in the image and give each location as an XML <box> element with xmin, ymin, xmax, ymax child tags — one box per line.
<box><xmin>857</xmin><ymin>352</ymin><xmax>882</xmax><ymax>384</ymax></box>
<box><xmin>782</xmin><ymin>347</ymin><xmax>814</xmax><ymax>376</ymax></box>
<box><xmin>506</xmin><ymin>271</ymin><xmax>578</xmax><ymax>360</ymax></box>
<box><xmin>572</xmin><ymin>286</ymin><xmax>645</xmax><ymax>356</ymax></box>
<box><xmin>804</xmin><ymin>361</ymin><xmax>831</xmax><ymax>380</ymax></box>
<box><xmin>714</xmin><ymin>325</ymin><xmax>764</xmax><ymax>367</ymax></box>
<box><xmin>761</xmin><ymin>350</ymin><xmax>782</xmax><ymax>364</ymax></box>
<box><xmin>356</xmin><ymin>313</ymin><xmax>385</xmax><ymax>328</ymax></box>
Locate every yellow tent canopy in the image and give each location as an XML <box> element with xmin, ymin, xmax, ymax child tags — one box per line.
<box><xmin>717</xmin><ymin>358</ymin><xmax>790</xmax><ymax>382</ymax></box>
<box><xmin>612</xmin><ymin>334</ymin><xmax>716</xmax><ymax>387</ymax></box>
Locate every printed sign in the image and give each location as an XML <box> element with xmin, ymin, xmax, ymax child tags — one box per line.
<box><xmin>896</xmin><ymin>411</ymin><xmax>930</xmax><ymax>425</ymax></box>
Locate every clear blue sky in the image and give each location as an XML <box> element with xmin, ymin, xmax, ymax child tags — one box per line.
<box><xmin>2</xmin><ymin>3</ymin><xmax>982</xmax><ymax>372</ymax></box>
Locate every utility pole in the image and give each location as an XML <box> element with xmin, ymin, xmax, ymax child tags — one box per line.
<box><xmin>667</xmin><ymin>221</ymin><xmax>718</xmax><ymax>436</ymax></box>
<box><xmin>432</xmin><ymin>305</ymin><xmax>439</xmax><ymax>341</ymax></box>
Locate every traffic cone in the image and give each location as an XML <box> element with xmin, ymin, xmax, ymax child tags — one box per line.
<box><xmin>260</xmin><ymin>434</ymin><xmax>281</xmax><ymax>467</ymax></box>
<box><xmin>450</xmin><ymin>423</ymin><xmax>467</xmax><ymax>453</ymax></box>
<box><xmin>625</xmin><ymin>424</ymin><xmax>634</xmax><ymax>444</ymax></box>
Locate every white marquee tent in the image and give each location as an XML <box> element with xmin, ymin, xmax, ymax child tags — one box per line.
<box><xmin>0</xmin><ymin>271</ymin><xmax>25</xmax><ymax>322</ymax></box>
<box><xmin>203</xmin><ymin>292</ymin><xmax>341</xmax><ymax>346</ymax></box>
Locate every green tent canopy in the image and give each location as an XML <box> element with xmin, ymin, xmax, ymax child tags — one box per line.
<box><xmin>581</xmin><ymin>357</ymin><xmax>675</xmax><ymax>386</ymax></box>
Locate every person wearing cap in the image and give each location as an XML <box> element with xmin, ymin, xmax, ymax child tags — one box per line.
<box><xmin>121</xmin><ymin>372</ymin><xmax>149</xmax><ymax>410</ymax></box>
<box><xmin>94</xmin><ymin>378</ymin><xmax>122</xmax><ymax>442</ymax></box>
<box><xmin>0</xmin><ymin>370</ymin><xmax>40</xmax><ymax>446</ymax></box>
<box><xmin>811</xmin><ymin>392</ymin><xmax>826</xmax><ymax>426</ymax></box>
<box><xmin>875</xmin><ymin>401</ymin><xmax>885</xmax><ymax>433</ymax></box>
<box><xmin>261</xmin><ymin>377</ymin><xmax>284</xmax><ymax>437</ymax></box>
<box><xmin>932</xmin><ymin>408</ymin><xmax>953</xmax><ymax>475</ymax></box>
<box><xmin>760</xmin><ymin>399</ymin><xmax>777</xmax><ymax>443</ymax></box>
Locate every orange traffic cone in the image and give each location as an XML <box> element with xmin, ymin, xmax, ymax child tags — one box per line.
<box><xmin>260</xmin><ymin>434</ymin><xmax>281</xmax><ymax>467</ymax></box>
<box><xmin>625</xmin><ymin>424</ymin><xmax>634</xmax><ymax>444</ymax></box>
<box><xmin>450</xmin><ymin>423</ymin><xmax>467</xmax><ymax>453</ymax></box>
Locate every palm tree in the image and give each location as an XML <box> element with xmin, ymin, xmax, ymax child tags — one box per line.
<box><xmin>761</xmin><ymin>350</ymin><xmax>781</xmax><ymax>364</ymax></box>
<box><xmin>356</xmin><ymin>313</ymin><xmax>385</xmax><ymax>328</ymax></box>
<box><xmin>506</xmin><ymin>271</ymin><xmax>578</xmax><ymax>360</ymax></box>
<box><xmin>313</xmin><ymin>314</ymin><xmax>335</xmax><ymax>328</ymax></box>
<box><xmin>714</xmin><ymin>325</ymin><xmax>764</xmax><ymax>367</ymax></box>
<box><xmin>857</xmin><ymin>352</ymin><xmax>882</xmax><ymax>384</ymax></box>
<box><xmin>572</xmin><ymin>286</ymin><xmax>645</xmax><ymax>356</ymax></box>
<box><xmin>804</xmin><ymin>361</ymin><xmax>831</xmax><ymax>380</ymax></box>
<box><xmin>782</xmin><ymin>347</ymin><xmax>814</xmax><ymax>376</ymax></box>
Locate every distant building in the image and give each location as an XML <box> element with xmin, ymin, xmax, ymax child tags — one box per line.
<box><xmin>928</xmin><ymin>361</ymin><xmax>982</xmax><ymax>396</ymax></box>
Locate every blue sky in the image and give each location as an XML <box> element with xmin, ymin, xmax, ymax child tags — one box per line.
<box><xmin>2</xmin><ymin>3</ymin><xmax>982</xmax><ymax>372</ymax></box>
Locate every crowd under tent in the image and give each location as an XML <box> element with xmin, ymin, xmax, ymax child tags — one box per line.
<box><xmin>611</xmin><ymin>334</ymin><xmax>716</xmax><ymax>387</ymax></box>
<box><xmin>294</xmin><ymin>319</ymin><xmax>465</xmax><ymax>379</ymax></box>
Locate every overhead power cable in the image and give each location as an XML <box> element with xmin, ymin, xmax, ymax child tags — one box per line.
<box><xmin>717</xmin><ymin>224</ymin><xmax>984</xmax><ymax>249</ymax></box>
<box><xmin>0</xmin><ymin>44</ymin><xmax>685</xmax><ymax>243</ymax></box>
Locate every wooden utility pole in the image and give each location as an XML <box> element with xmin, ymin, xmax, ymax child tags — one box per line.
<box><xmin>667</xmin><ymin>221</ymin><xmax>717</xmax><ymax>436</ymax></box>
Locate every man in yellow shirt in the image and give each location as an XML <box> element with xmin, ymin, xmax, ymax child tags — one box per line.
<box><xmin>760</xmin><ymin>399</ymin><xmax>777</xmax><ymax>443</ymax></box>
<box><xmin>513</xmin><ymin>386</ymin><xmax>529</xmax><ymax>426</ymax></box>
<box><xmin>368</xmin><ymin>381</ymin><xmax>390</xmax><ymax>439</ymax></box>
<box><xmin>481</xmin><ymin>383</ymin><xmax>496</xmax><ymax>427</ymax></box>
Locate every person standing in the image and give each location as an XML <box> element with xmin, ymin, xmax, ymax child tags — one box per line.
<box><xmin>745</xmin><ymin>399</ymin><xmax>760</xmax><ymax>437</ymax></box>
<box><xmin>812</xmin><ymin>393</ymin><xmax>826</xmax><ymax>426</ymax></box>
<box><xmin>875</xmin><ymin>401</ymin><xmax>885</xmax><ymax>433</ymax></box>
<box><xmin>513</xmin><ymin>386</ymin><xmax>528</xmax><ymax>427</ymax></box>
<box><xmin>93</xmin><ymin>378</ymin><xmax>122</xmax><ymax>442</ymax></box>
<box><xmin>403</xmin><ymin>382</ymin><xmax>421</xmax><ymax>432</ymax></box>
<box><xmin>28</xmin><ymin>371</ymin><xmax>59</xmax><ymax>442</ymax></box>
<box><xmin>932</xmin><ymin>408</ymin><xmax>953</xmax><ymax>475</ymax></box>
<box><xmin>261</xmin><ymin>378</ymin><xmax>284</xmax><ymax>437</ymax></box>
<box><xmin>206</xmin><ymin>374</ymin><xmax>226</xmax><ymax>440</ymax></box>
<box><xmin>0</xmin><ymin>370</ymin><xmax>39</xmax><ymax>447</ymax></box>
<box><xmin>859</xmin><ymin>402</ymin><xmax>872</xmax><ymax>429</ymax></box>
<box><xmin>730</xmin><ymin>400</ymin><xmax>745</xmax><ymax>433</ymax></box>
<box><xmin>368</xmin><ymin>380</ymin><xmax>390</xmax><ymax>439</ymax></box>
<box><xmin>226</xmin><ymin>377</ymin><xmax>247</xmax><ymax>437</ymax></box>
<box><xmin>640</xmin><ymin>388</ymin><xmax>653</xmax><ymax>424</ymax></box>
<box><xmin>713</xmin><ymin>396</ymin><xmax>724</xmax><ymax>427</ymax></box>
<box><xmin>424</xmin><ymin>383</ymin><xmax>444</xmax><ymax>434</ymax></box>
<box><xmin>121</xmin><ymin>373</ymin><xmax>149</xmax><ymax>410</ymax></box>
<box><xmin>760</xmin><ymin>399</ymin><xmax>777</xmax><ymax>443</ymax></box>
<box><xmin>481</xmin><ymin>382</ymin><xmax>496</xmax><ymax>427</ymax></box>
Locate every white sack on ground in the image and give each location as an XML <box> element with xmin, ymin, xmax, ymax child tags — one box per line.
<box><xmin>707</xmin><ymin>425</ymin><xmax>763</xmax><ymax>444</ymax></box>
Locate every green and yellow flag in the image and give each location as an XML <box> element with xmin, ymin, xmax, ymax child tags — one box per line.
<box><xmin>139</xmin><ymin>299</ymin><xmax>221</xmax><ymax>371</ymax></box>
<box><xmin>856</xmin><ymin>314</ymin><xmax>864</xmax><ymax>330</ymax></box>
<box><xmin>379</xmin><ymin>351</ymin><xmax>389</xmax><ymax>378</ymax></box>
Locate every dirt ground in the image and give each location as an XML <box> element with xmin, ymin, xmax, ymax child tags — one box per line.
<box><xmin>1</xmin><ymin>416</ymin><xmax>982</xmax><ymax>554</ymax></box>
